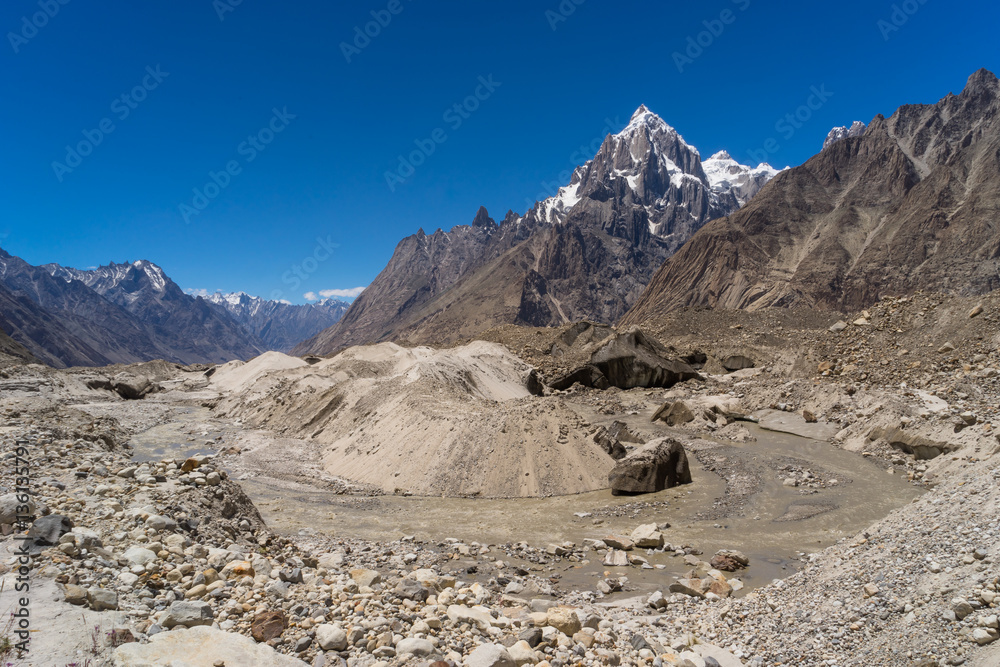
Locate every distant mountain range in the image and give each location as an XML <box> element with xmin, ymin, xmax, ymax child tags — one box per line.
<box><xmin>623</xmin><ymin>69</ymin><xmax>1000</xmax><ymax>324</ymax></box>
<box><xmin>7</xmin><ymin>71</ymin><xmax>996</xmax><ymax>368</ymax></box>
<box><xmin>205</xmin><ymin>291</ymin><xmax>348</xmax><ymax>353</ymax></box>
<box><xmin>0</xmin><ymin>250</ymin><xmax>348</xmax><ymax>367</ymax></box>
<box><xmin>295</xmin><ymin>106</ymin><xmax>781</xmax><ymax>355</ymax></box>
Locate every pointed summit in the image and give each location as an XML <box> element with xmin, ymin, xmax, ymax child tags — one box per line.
<box><xmin>471</xmin><ymin>206</ymin><xmax>496</xmax><ymax>229</ymax></box>
<box><xmin>630</xmin><ymin>104</ymin><xmax>652</xmax><ymax>122</ymax></box>
<box><xmin>966</xmin><ymin>67</ymin><xmax>998</xmax><ymax>91</ymax></box>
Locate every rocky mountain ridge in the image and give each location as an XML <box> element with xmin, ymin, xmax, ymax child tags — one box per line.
<box><xmin>623</xmin><ymin>68</ymin><xmax>1000</xmax><ymax>325</ymax></box>
<box><xmin>295</xmin><ymin>106</ymin><xmax>780</xmax><ymax>355</ymax></box>
<box><xmin>0</xmin><ymin>250</ymin><xmax>350</xmax><ymax>367</ymax></box>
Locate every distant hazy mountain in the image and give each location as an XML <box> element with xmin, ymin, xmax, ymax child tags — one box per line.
<box><xmin>623</xmin><ymin>69</ymin><xmax>1000</xmax><ymax>324</ymax></box>
<box><xmin>41</xmin><ymin>259</ymin><xmax>266</xmax><ymax>364</ymax></box>
<box><xmin>0</xmin><ymin>249</ymin><xmax>350</xmax><ymax>367</ymax></box>
<box><xmin>296</xmin><ymin>106</ymin><xmax>780</xmax><ymax>355</ymax></box>
<box><xmin>205</xmin><ymin>291</ymin><xmax>349</xmax><ymax>353</ymax></box>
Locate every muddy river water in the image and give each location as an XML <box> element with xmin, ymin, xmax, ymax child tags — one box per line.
<box><xmin>128</xmin><ymin>407</ymin><xmax>923</xmax><ymax>598</ymax></box>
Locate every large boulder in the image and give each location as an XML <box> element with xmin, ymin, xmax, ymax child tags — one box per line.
<box><xmin>609</xmin><ymin>438</ymin><xmax>692</xmax><ymax>495</ymax></box>
<box><xmin>589</xmin><ymin>328</ymin><xmax>701</xmax><ymax>390</ymax></box>
<box><xmin>112</xmin><ymin>625</ymin><xmax>308</xmax><ymax>666</ymax></box>
<box><xmin>112</xmin><ymin>374</ymin><xmax>157</xmax><ymax>400</ymax></box>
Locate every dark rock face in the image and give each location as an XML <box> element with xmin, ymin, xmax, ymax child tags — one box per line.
<box><xmin>525</xmin><ymin>369</ymin><xmax>545</xmax><ymax>397</ymax></box>
<box><xmin>609</xmin><ymin>438</ymin><xmax>692</xmax><ymax>495</ymax></box>
<box><xmin>547</xmin><ymin>328</ymin><xmax>701</xmax><ymax>391</ymax></box>
<box><xmin>721</xmin><ymin>355</ymin><xmax>755</xmax><ymax>372</ymax></box>
<box><xmin>549</xmin><ymin>365</ymin><xmax>611</xmax><ymax>391</ymax></box>
<box><xmin>593</xmin><ymin>421</ymin><xmax>644</xmax><ymax>460</ymax></box>
<box><xmin>624</xmin><ymin>69</ymin><xmax>1000</xmax><ymax>324</ymax></box>
<box><xmin>589</xmin><ymin>328</ymin><xmax>702</xmax><ymax>390</ymax></box>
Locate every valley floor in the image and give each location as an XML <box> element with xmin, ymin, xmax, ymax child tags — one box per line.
<box><xmin>0</xmin><ymin>293</ymin><xmax>999</xmax><ymax>666</ymax></box>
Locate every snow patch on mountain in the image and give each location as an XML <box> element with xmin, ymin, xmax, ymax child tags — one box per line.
<box><xmin>823</xmin><ymin>121</ymin><xmax>867</xmax><ymax>150</ymax></box>
<box><xmin>703</xmin><ymin>151</ymin><xmax>784</xmax><ymax>208</ymax></box>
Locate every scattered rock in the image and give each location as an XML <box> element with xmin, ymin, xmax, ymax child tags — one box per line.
<box><xmin>546</xmin><ymin>606</ymin><xmax>582</xmax><ymax>635</ymax></box>
<box><xmin>87</xmin><ymin>587</ymin><xmax>119</xmax><ymax>611</ymax></box>
<box><xmin>315</xmin><ymin>624</ymin><xmax>348</xmax><ymax>651</ymax></box>
<box><xmin>631</xmin><ymin>523</ymin><xmax>664</xmax><ymax>549</ymax></box>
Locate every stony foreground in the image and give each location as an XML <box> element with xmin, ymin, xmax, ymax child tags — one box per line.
<box><xmin>1</xmin><ymin>294</ymin><xmax>1000</xmax><ymax>666</ymax></box>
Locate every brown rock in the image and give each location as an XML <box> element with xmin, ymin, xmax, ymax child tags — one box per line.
<box><xmin>709</xmin><ymin>555</ymin><xmax>743</xmax><ymax>572</ymax></box>
<box><xmin>802</xmin><ymin>410</ymin><xmax>818</xmax><ymax>423</ymax></box>
<box><xmin>251</xmin><ymin>610</ymin><xmax>288</xmax><ymax>642</ymax></box>
<box><xmin>707</xmin><ymin>578</ymin><xmax>733</xmax><ymax>598</ymax></box>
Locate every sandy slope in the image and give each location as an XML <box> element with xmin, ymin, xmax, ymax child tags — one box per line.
<box><xmin>213</xmin><ymin>342</ymin><xmax>617</xmax><ymax>497</ymax></box>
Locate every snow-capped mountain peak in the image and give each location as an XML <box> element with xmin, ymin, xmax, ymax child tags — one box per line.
<box><xmin>533</xmin><ymin>106</ymin><xmax>781</xmax><ymax>245</ymax></box>
<box><xmin>45</xmin><ymin>259</ymin><xmax>174</xmax><ymax>297</ymax></box>
<box><xmin>823</xmin><ymin>120</ymin><xmax>867</xmax><ymax>150</ymax></box>
<box><xmin>702</xmin><ymin>152</ymin><xmax>784</xmax><ymax>209</ymax></box>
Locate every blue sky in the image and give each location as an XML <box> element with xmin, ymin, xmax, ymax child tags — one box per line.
<box><xmin>2</xmin><ymin>0</ymin><xmax>998</xmax><ymax>304</ymax></box>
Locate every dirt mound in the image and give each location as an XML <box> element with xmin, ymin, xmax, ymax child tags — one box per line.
<box><xmin>210</xmin><ymin>352</ymin><xmax>308</xmax><ymax>393</ymax></box>
<box><xmin>214</xmin><ymin>342</ymin><xmax>616</xmax><ymax>497</ymax></box>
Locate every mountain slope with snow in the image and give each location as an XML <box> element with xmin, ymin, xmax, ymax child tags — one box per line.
<box><xmin>624</xmin><ymin>69</ymin><xmax>1000</xmax><ymax>323</ymax></box>
<box><xmin>823</xmin><ymin>121</ymin><xmax>868</xmax><ymax>150</ymax></box>
<box><xmin>42</xmin><ymin>260</ymin><xmax>266</xmax><ymax>364</ymax></box>
<box><xmin>297</xmin><ymin>106</ymin><xmax>780</xmax><ymax>354</ymax></box>
<box><xmin>205</xmin><ymin>292</ymin><xmax>349</xmax><ymax>352</ymax></box>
